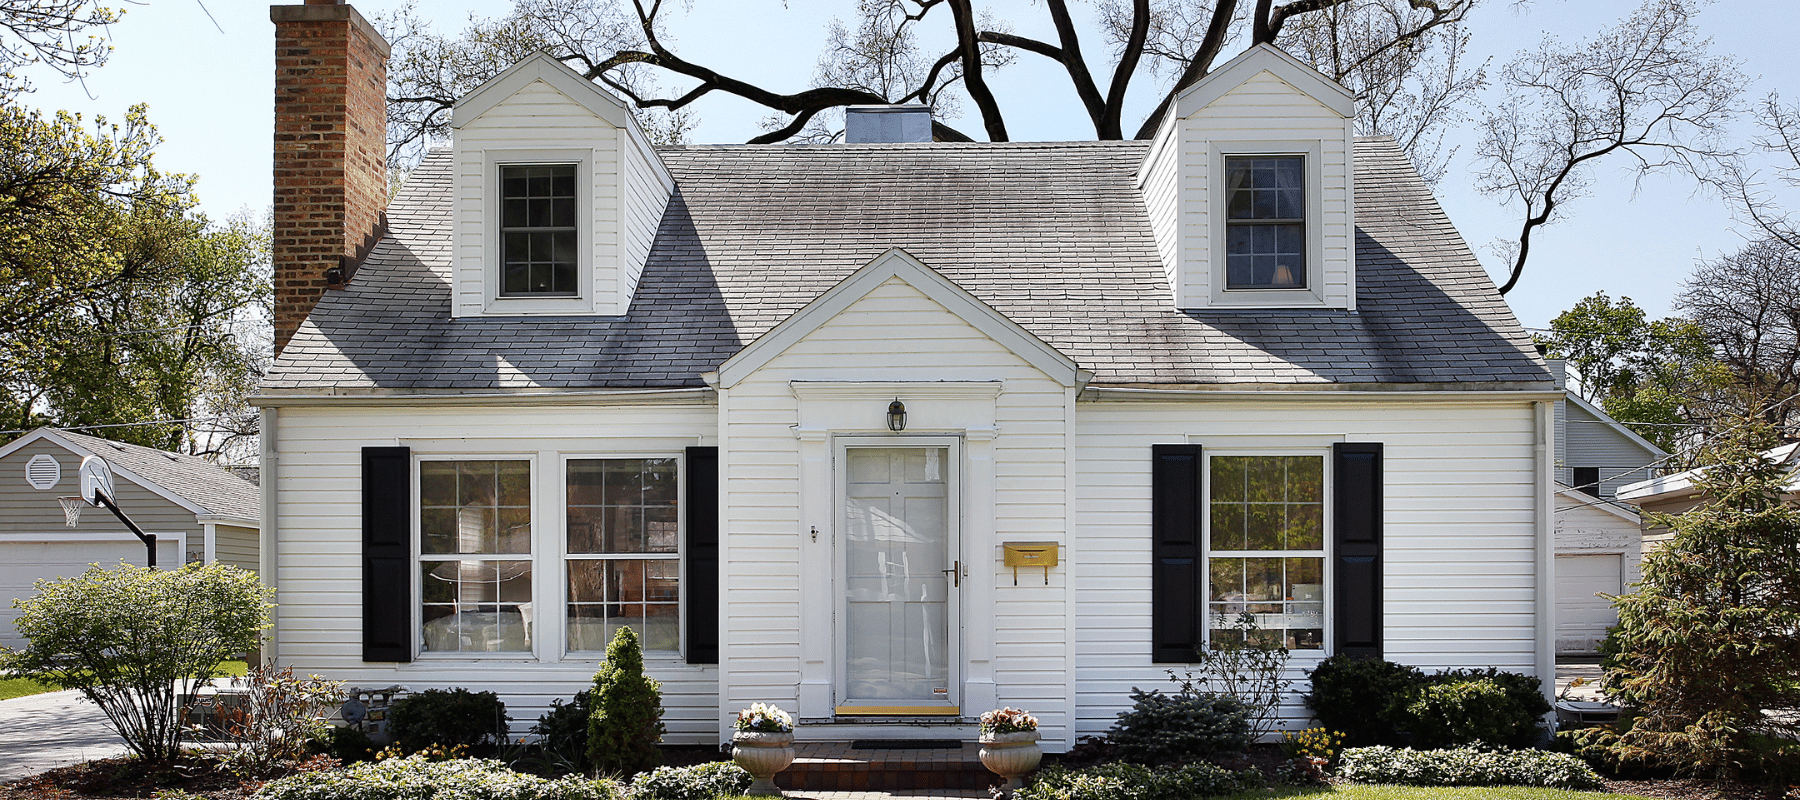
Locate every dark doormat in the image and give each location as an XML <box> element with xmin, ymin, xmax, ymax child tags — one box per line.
<box><xmin>849</xmin><ymin>739</ymin><xmax>964</xmax><ymax>749</ymax></box>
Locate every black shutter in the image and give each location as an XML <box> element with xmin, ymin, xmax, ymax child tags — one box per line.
<box><xmin>362</xmin><ymin>446</ymin><xmax>412</xmax><ymax>663</ymax></box>
<box><xmin>684</xmin><ymin>446</ymin><xmax>719</xmax><ymax>664</ymax></box>
<box><xmin>1151</xmin><ymin>444</ymin><xmax>1204</xmax><ymax>663</ymax></box>
<box><xmin>1333</xmin><ymin>443</ymin><xmax>1383</xmax><ymax>659</ymax></box>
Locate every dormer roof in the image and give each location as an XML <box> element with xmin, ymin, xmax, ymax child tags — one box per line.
<box><xmin>1173</xmin><ymin>43</ymin><xmax>1355</xmax><ymax>119</ymax></box>
<box><xmin>452</xmin><ymin>51</ymin><xmax>634</xmax><ymax>129</ymax></box>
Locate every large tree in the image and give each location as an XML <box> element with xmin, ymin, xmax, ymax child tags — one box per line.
<box><xmin>0</xmin><ymin>105</ymin><xmax>270</xmax><ymax>460</ymax></box>
<box><xmin>1676</xmin><ymin>238</ymin><xmax>1800</xmax><ymax>437</ymax></box>
<box><xmin>1538</xmin><ymin>292</ymin><xmax>1720</xmax><ymax>453</ymax></box>
<box><xmin>381</xmin><ymin>0</ymin><xmax>1481</xmax><ymax>169</ymax></box>
<box><xmin>1473</xmin><ymin>0</ymin><xmax>1743</xmax><ymax>295</ymax></box>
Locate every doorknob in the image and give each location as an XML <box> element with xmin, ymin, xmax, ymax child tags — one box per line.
<box><xmin>942</xmin><ymin>560</ymin><xmax>960</xmax><ymax>588</ymax></box>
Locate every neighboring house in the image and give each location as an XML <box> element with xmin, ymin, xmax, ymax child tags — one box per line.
<box><xmin>1546</xmin><ymin>359</ymin><xmax>1667</xmax><ymax>655</ymax></box>
<box><xmin>1617</xmin><ymin>442</ymin><xmax>1800</xmax><ymax>550</ymax></box>
<box><xmin>256</xmin><ymin>3</ymin><xmax>1559</xmax><ymax>749</ymax></box>
<box><xmin>0</xmin><ymin>428</ymin><xmax>260</xmax><ymax>650</ymax></box>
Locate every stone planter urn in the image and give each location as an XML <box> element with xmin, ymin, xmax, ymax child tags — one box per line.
<box><xmin>731</xmin><ymin>729</ymin><xmax>795</xmax><ymax>797</ymax></box>
<box><xmin>978</xmin><ymin>730</ymin><xmax>1042</xmax><ymax>796</ymax></box>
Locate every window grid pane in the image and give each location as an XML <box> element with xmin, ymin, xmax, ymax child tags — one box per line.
<box><xmin>499</xmin><ymin>164</ymin><xmax>578</xmax><ymax>296</ymax></box>
<box><xmin>1207</xmin><ymin>454</ymin><xmax>1324</xmax><ymax>650</ymax></box>
<box><xmin>566</xmin><ymin>457</ymin><xmax>681</xmax><ymax>652</ymax></box>
<box><xmin>1224</xmin><ymin>155</ymin><xmax>1305</xmax><ymax>290</ymax></box>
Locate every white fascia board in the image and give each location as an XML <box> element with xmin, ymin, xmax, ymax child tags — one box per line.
<box><xmin>195</xmin><ymin>513</ymin><xmax>260</xmax><ymax>529</ymax></box>
<box><xmin>714</xmin><ymin>248</ymin><xmax>1084</xmax><ymax>389</ymax></box>
<box><xmin>32</xmin><ymin>429</ymin><xmax>210</xmax><ymax>517</ymax></box>
<box><xmin>1173</xmin><ymin>43</ymin><xmax>1355</xmax><ymax>120</ymax></box>
<box><xmin>0</xmin><ymin>427</ymin><xmax>55</xmax><ymax>461</ymax></box>
<box><xmin>1554</xmin><ymin>483</ymin><xmax>1641</xmax><ymax>523</ymax></box>
<box><xmin>1565</xmin><ymin>391</ymin><xmax>1668</xmax><ymax>458</ymax></box>
<box><xmin>453</xmin><ymin>51</ymin><xmax>632</xmax><ymax>130</ymax></box>
<box><xmin>1617</xmin><ymin>441</ymin><xmax>1800</xmax><ymax>502</ymax></box>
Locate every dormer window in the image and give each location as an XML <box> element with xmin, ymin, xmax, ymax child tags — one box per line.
<box><xmin>500</xmin><ymin>164</ymin><xmax>579</xmax><ymax>296</ymax></box>
<box><xmin>1224</xmin><ymin>156</ymin><xmax>1305</xmax><ymax>290</ymax></box>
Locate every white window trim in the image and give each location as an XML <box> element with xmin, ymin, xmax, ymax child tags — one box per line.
<box><xmin>1208</xmin><ymin>140</ymin><xmax>1327</xmax><ymax>308</ymax></box>
<box><xmin>412</xmin><ymin>453</ymin><xmax>542</xmax><ymax>662</ymax></box>
<box><xmin>1201</xmin><ymin>447</ymin><xmax>1333</xmax><ymax>659</ymax></box>
<box><xmin>558</xmin><ymin>451</ymin><xmax>686</xmax><ymax>660</ymax></box>
<box><xmin>482</xmin><ymin>148</ymin><xmax>595</xmax><ymax>316</ymax></box>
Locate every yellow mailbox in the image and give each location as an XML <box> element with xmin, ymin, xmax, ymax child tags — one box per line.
<box><xmin>1002</xmin><ymin>542</ymin><xmax>1059</xmax><ymax>585</ymax></box>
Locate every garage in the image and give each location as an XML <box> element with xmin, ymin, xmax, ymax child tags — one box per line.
<box><xmin>1556</xmin><ymin>553</ymin><xmax>1622</xmax><ymax>655</ymax></box>
<box><xmin>0</xmin><ymin>533</ymin><xmax>184</xmax><ymax>651</ymax></box>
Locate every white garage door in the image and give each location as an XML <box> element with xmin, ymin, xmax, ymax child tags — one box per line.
<box><xmin>1</xmin><ymin>535</ymin><xmax>183</xmax><ymax>651</ymax></box>
<box><xmin>1557</xmin><ymin>553</ymin><xmax>1622</xmax><ymax>656</ymax></box>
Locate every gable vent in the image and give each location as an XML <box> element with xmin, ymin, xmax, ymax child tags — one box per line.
<box><xmin>25</xmin><ymin>453</ymin><xmax>61</xmax><ymax>490</ymax></box>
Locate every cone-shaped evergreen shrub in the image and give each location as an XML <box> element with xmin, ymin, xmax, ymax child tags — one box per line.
<box><xmin>587</xmin><ymin>626</ymin><xmax>665</xmax><ymax>775</ymax></box>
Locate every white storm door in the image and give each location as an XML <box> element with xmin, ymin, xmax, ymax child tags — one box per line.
<box><xmin>838</xmin><ymin>442</ymin><xmax>960</xmax><ymax>714</ymax></box>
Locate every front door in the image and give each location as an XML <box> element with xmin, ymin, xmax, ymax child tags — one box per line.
<box><xmin>837</xmin><ymin>443</ymin><xmax>960</xmax><ymax>714</ymax></box>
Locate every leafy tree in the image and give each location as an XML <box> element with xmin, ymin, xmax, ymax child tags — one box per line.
<box><xmin>380</xmin><ymin>0</ymin><xmax>1478</xmax><ymax>166</ymax></box>
<box><xmin>1600</xmin><ymin>416</ymin><xmax>1800</xmax><ymax>781</ymax></box>
<box><xmin>0</xmin><ymin>105</ymin><xmax>270</xmax><ymax>460</ymax></box>
<box><xmin>0</xmin><ymin>562</ymin><xmax>273</xmax><ymax>761</ymax></box>
<box><xmin>1474</xmin><ymin>0</ymin><xmax>1743</xmax><ymax>294</ymax></box>
<box><xmin>587</xmin><ymin>625</ymin><xmax>664</xmax><ymax>775</ymax></box>
<box><xmin>1538</xmin><ymin>292</ymin><xmax>1721</xmax><ymax>452</ymax></box>
<box><xmin>0</xmin><ymin>0</ymin><xmax>122</xmax><ymax>100</ymax></box>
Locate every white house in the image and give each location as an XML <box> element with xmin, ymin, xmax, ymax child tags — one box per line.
<box><xmin>1545</xmin><ymin>359</ymin><xmax>1666</xmax><ymax>655</ymax></box>
<box><xmin>256</xmin><ymin>2</ymin><xmax>1558</xmax><ymax>750</ymax></box>
<box><xmin>0</xmin><ymin>428</ymin><xmax>259</xmax><ymax>650</ymax></box>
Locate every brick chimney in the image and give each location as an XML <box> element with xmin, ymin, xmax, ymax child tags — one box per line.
<box><xmin>270</xmin><ymin>0</ymin><xmax>390</xmax><ymax>355</ymax></box>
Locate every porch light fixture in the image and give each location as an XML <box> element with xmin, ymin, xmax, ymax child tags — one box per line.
<box><xmin>887</xmin><ymin>400</ymin><xmax>907</xmax><ymax>432</ymax></box>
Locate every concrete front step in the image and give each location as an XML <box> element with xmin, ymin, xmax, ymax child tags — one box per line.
<box><xmin>775</xmin><ymin>742</ymin><xmax>996</xmax><ymax>792</ymax></box>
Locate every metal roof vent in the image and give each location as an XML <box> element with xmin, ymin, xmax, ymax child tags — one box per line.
<box><xmin>844</xmin><ymin>105</ymin><xmax>932</xmax><ymax>143</ymax></box>
<box><xmin>26</xmin><ymin>453</ymin><xmax>61</xmax><ymax>490</ymax></box>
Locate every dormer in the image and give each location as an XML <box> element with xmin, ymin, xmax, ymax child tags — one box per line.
<box><xmin>450</xmin><ymin>52</ymin><xmax>674</xmax><ymax>317</ymax></box>
<box><xmin>1137</xmin><ymin>44</ymin><xmax>1356</xmax><ymax>310</ymax></box>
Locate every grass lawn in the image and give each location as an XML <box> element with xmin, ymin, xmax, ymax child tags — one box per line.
<box><xmin>1212</xmin><ymin>787</ymin><xmax>1641</xmax><ymax>800</ymax></box>
<box><xmin>0</xmin><ymin>660</ymin><xmax>252</xmax><ymax>701</ymax></box>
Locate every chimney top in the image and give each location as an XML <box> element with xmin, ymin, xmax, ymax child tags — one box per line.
<box><xmin>845</xmin><ymin>105</ymin><xmax>932</xmax><ymax>144</ymax></box>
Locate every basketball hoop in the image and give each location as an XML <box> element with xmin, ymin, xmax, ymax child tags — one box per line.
<box><xmin>58</xmin><ymin>496</ymin><xmax>86</xmax><ymax>527</ymax></box>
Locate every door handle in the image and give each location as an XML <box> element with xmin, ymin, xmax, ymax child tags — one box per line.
<box><xmin>942</xmin><ymin>560</ymin><xmax>960</xmax><ymax>588</ymax></box>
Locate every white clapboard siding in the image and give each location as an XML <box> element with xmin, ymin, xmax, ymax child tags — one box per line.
<box><xmin>272</xmin><ymin>402</ymin><xmax>719</xmax><ymax>742</ymax></box>
<box><xmin>453</xmin><ymin>79</ymin><xmax>671</xmax><ymax>318</ymax></box>
<box><xmin>1071</xmin><ymin>400</ymin><xmax>1541</xmax><ymax>738</ymax></box>
<box><xmin>1173</xmin><ymin>70</ymin><xmax>1355</xmax><ymax>309</ymax></box>
<box><xmin>721</xmin><ymin>276</ymin><xmax>1074</xmax><ymax>744</ymax></box>
<box><xmin>1138</xmin><ymin>127</ymin><xmax>1182</xmax><ymax>293</ymax></box>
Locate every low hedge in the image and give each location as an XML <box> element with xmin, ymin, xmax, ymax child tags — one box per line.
<box><xmin>253</xmin><ymin>754</ymin><xmax>621</xmax><ymax>800</ymax></box>
<box><xmin>1015</xmin><ymin>761</ymin><xmax>1261</xmax><ymax>800</ymax></box>
<box><xmin>627</xmin><ymin>762</ymin><xmax>751</xmax><ymax>800</ymax></box>
<box><xmin>1336</xmin><ymin>745</ymin><xmax>1604</xmax><ymax>790</ymax></box>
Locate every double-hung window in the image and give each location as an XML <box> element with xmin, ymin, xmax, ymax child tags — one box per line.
<box><xmin>418</xmin><ymin>460</ymin><xmax>534</xmax><ymax>654</ymax></box>
<box><xmin>500</xmin><ymin>164</ymin><xmax>579</xmax><ymax>296</ymax></box>
<box><xmin>1223</xmin><ymin>156</ymin><xmax>1306</xmax><ymax>290</ymax></box>
<box><xmin>566</xmin><ymin>458</ymin><xmax>681</xmax><ymax>653</ymax></box>
<box><xmin>1207</xmin><ymin>454</ymin><xmax>1325</xmax><ymax>650</ymax></box>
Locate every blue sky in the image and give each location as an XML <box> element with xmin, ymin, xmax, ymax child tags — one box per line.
<box><xmin>27</xmin><ymin>0</ymin><xmax>1798</xmax><ymax>331</ymax></box>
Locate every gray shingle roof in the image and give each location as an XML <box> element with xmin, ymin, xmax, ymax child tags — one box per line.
<box><xmin>261</xmin><ymin>137</ymin><xmax>1548</xmax><ymax>392</ymax></box>
<box><xmin>53</xmin><ymin>429</ymin><xmax>259</xmax><ymax>520</ymax></box>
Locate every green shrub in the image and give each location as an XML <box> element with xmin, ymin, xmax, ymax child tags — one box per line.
<box><xmin>1399</xmin><ymin>674</ymin><xmax>1548</xmax><ymax>750</ymax></box>
<box><xmin>389</xmin><ymin>688</ymin><xmax>510</xmax><ymax>753</ymax></box>
<box><xmin>627</xmin><ymin>762</ymin><xmax>750</xmax><ymax>800</ymax></box>
<box><xmin>1306</xmin><ymin>657</ymin><xmax>1550</xmax><ymax>748</ymax></box>
<box><xmin>253</xmin><ymin>754</ymin><xmax>624</xmax><ymax>800</ymax></box>
<box><xmin>1304</xmin><ymin>655</ymin><xmax>1423</xmax><ymax>747</ymax></box>
<box><xmin>530</xmin><ymin>690</ymin><xmax>593</xmax><ymax>772</ymax></box>
<box><xmin>0</xmin><ymin>562</ymin><xmax>271</xmax><ymax>760</ymax></box>
<box><xmin>1337</xmin><ymin>745</ymin><xmax>1603</xmax><ymax>790</ymax></box>
<box><xmin>1105</xmin><ymin>687</ymin><xmax>1250</xmax><ymax>764</ymax></box>
<box><xmin>1015</xmin><ymin>761</ymin><xmax>1259</xmax><ymax>800</ymax></box>
<box><xmin>322</xmin><ymin>725</ymin><xmax>377</xmax><ymax>764</ymax></box>
<box><xmin>587</xmin><ymin>626</ymin><xmax>664</xmax><ymax>775</ymax></box>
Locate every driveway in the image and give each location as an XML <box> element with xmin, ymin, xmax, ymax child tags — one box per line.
<box><xmin>0</xmin><ymin>689</ymin><xmax>127</xmax><ymax>782</ymax></box>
